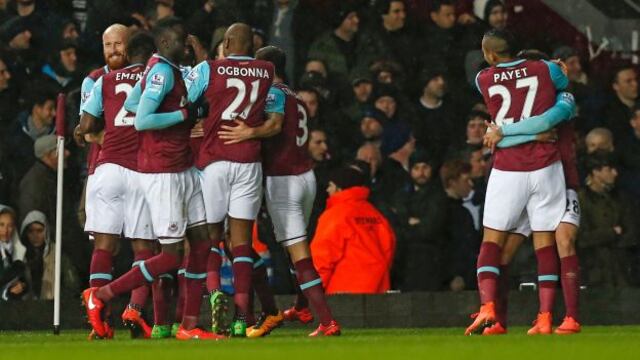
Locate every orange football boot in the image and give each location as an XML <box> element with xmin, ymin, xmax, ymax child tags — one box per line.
<box><xmin>483</xmin><ymin>322</ymin><xmax>507</xmax><ymax>335</ymax></box>
<box><xmin>122</xmin><ymin>306</ymin><xmax>152</xmax><ymax>339</ymax></box>
<box><xmin>283</xmin><ymin>306</ymin><xmax>314</xmax><ymax>324</ymax></box>
<box><xmin>82</xmin><ymin>287</ymin><xmax>106</xmax><ymax>338</ymax></box>
<box><xmin>309</xmin><ymin>320</ymin><xmax>341</xmax><ymax>337</ymax></box>
<box><xmin>465</xmin><ymin>302</ymin><xmax>496</xmax><ymax>335</ymax></box>
<box><xmin>175</xmin><ymin>326</ymin><xmax>227</xmax><ymax>340</ymax></box>
<box><xmin>527</xmin><ymin>312</ymin><xmax>553</xmax><ymax>335</ymax></box>
<box><xmin>555</xmin><ymin>316</ymin><xmax>581</xmax><ymax>334</ymax></box>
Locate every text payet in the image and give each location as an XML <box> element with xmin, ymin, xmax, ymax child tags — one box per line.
<box><xmin>493</xmin><ymin>68</ymin><xmax>528</xmax><ymax>83</ymax></box>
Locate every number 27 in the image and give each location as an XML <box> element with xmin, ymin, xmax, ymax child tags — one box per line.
<box><xmin>488</xmin><ymin>76</ymin><xmax>538</xmax><ymax>126</ymax></box>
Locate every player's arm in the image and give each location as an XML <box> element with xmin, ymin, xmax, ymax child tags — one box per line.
<box><xmin>217</xmin><ymin>86</ymin><xmax>285</xmax><ymax>144</ymax></box>
<box><xmin>124</xmin><ymin>80</ymin><xmax>142</xmax><ymax>113</ymax></box>
<box><xmin>78</xmin><ymin>77</ymin><xmax>105</xmax><ymax>135</ymax></box>
<box><xmin>133</xmin><ymin>64</ymin><xmax>189</xmax><ymax>131</ymax></box>
<box><xmin>79</xmin><ymin>76</ymin><xmax>96</xmax><ymax>114</ymax></box>
<box><xmin>184</xmin><ymin>61</ymin><xmax>210</xmax><ymax>104</ymax></box>
<box><xmin>544</xmin><ymin>60</ymin><xmax>569</xmax><ymax>91</ymax></box>
<box><xmin>500</xmin><ymin>92</ymin><xmax>576</xmax><ymax>136</ymax></box>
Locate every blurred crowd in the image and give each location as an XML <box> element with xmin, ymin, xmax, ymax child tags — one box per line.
<box><xmin>1</xmin><ymin>0</ymin><xmax>640</xmax><ymax>300</ymax></box>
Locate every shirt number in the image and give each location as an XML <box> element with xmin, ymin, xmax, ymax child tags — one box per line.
<box><xmin>222</xmin><ymin>78</ymin><xmax>260</xmax><ymax>121</ymax></box>
<box><xmin>114</xmin><ymin>83</ymin><xmax>135</xmax><ymax>127</ymax></box>
<box><xmin>296</xmin><ymin>103</ymin><xmax>309</xmax><ymax>147</ymax></box>
<box><xmin>488</xmin><ymin>76</ymin><xmax>539</xmax><ymax>126</ymax></box>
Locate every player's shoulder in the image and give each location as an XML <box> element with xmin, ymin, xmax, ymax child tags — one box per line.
<box><xmin>87</xmin><ymin>66</ymin><xmax>108</xmax><ymax>81</ymax></box>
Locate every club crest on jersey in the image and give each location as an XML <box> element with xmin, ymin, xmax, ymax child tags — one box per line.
<box><xmin>169</xmin><ymin>222</ymin><xmax>178</xmax><ymax>232</ymax></box>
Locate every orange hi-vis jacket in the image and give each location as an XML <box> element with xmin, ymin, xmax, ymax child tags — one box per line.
<box><xmin>310</xmin><ymin>186</ymin><xmax>396</xmax><ymax>294</ymax></box>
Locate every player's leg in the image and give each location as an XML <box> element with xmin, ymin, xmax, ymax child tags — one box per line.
<box><xmin>121</xmin><ymin>239</ymin><xmax>154</xmax><ymax>339</ymax></box>
<box><xmin>555</xmin><ymin>189</ymin><xmax>581</xmax><ymax>334</ymax></box>
<box><xmin>226</xmin><ymin>162</ymin><xmax>263</xmax><ymax>337</ymax></box>
<box><xmin>246</xmin><ymin>245</ymin><xmax>282</xmax><ymax>338</ymax></box>
<box><xmin>466</xmin><ymin>168</ymin><xmax>527</xmax><ymax>335</ymax></box>
<box><xmin>526</xmin><ymin>161</ymin><xmax>566</xmax><ymax>335</ymax></box>
<box><xmin>527</xmin><ymin>232</ymin><xmax>558</xmax><ymax>335</ymax></box>
<box><xmin>485</xmin><ymin>230</ymin><xmax>527</xmax><ymax>335</ymax></box>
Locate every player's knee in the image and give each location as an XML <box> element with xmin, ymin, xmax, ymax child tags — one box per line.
<box><xmin>93</xmin><ymin>235</ymin><xmax>119</xmax><ymax>253</ymax></box>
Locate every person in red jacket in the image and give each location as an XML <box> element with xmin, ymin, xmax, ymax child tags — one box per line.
<box><xmin>310</xmin><ymin>164</ymin><xmax>396</xmax><ymax>294</ymax></box>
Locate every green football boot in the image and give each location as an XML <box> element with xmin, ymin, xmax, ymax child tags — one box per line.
<box><xmin>171</xmin><ymin>323</ymin><xmax>180</xmax><ymax>338</ymax></box>
<box><xmin>151</xmin><ymin>324</ymin><xmax>172</xmax><ymax>339</ymax></box>
<box><xmin>210</xmin><ymin>290</ymin><xmax>233</xmax><ymax>335</ymax></box>
<box><xmin>231</xmin><ymin>318</ymin><xmax>247</xmax><ymax>338</ymax></box>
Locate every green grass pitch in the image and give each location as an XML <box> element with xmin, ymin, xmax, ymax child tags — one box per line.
<box><xmin>2</xmin><ymin>327</ymin><xmax>640</xmax><ymax>359</ymax></box>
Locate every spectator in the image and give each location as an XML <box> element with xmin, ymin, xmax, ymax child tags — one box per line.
<box><xmin>307</xmin><ymin>3</ymin><xmax>359</xmax><ymax>92</ymax></box>
<box><xmin>0</xmin><ymin>148</ymin><xmax>13</xmax><ymax>207</ymax></box>
<box><xmin>307</xmin><ymin>127</ymin><xmax>335</xmax><ymax>239</ymax></box>
<box><xmin>356</xmin><ymin>0</ymin><xmax>417</xmax><ymax>86</ymax></box>
<box><xmin>359</xmin><ymin>108</ymin><xmax>386</xmax><ymax>147</ymax></box>
<box><xmin>310</xmin><ymin>164</ymin><xmax>396</xmax><ymax>294</ymax></box>
<box><xmin>585</xmin><ymin>127</ymin><xmax>615</xmax><ymax>154</ymax></box>
<box><xmin>412</xmin><ymin>69</ymin><xmax>456</xmax><ymax>163</ymax></box>
<box><xmin>617</xmin><ymin>105</ymin><xmax>640</xmax><ymax>202</ymax></box>
<box><xmin>20</xmin><ymin>210</ymin><xmax>79</xmax><ymax>300</ymax></box>
<box><xmin>4</xmin><ymin>0</ymin><xmax>47</xmax><ymax>52</ymax></box>
<box><xmin>340</xmin><ymin>70</ymin><xmax>374</xmax><ymax>126</ymax></box>
<box><xmin>6</xmin><ymin>89</ymin><xmax>56</xmax><ymax>180</ymax></box>
<box><xmin>0</xmin><ymin>205</ymin><xmax>27</xmax><ymax>300</ymax></box>
<box><xmin>464</xmin><ymin>110</ymin><xmax>490</xmax><ymax>147</ymax></box>
<box><xmin>457</xmin><ymin>144</ymin><xmax>488</xmax><ymax>226</ymax></box>
<box><xmin>296</xmin><ymin>87</ymin><xmax>324</xmax><ymax>126</ymax></box>
<box><xmin>420</xmin><ymin>0</ymin><xmax>460</xmax><ymax>78</ymax></box>
<box><xmin>18</xmin><ymin>135</ymin><xmax>69</xmax><ymax>225</ymax></box>
<box><xmin>440</xmin><ymin>159</ymin><xmax>480</xmax><ymax>291</ymax></box>
<box><xmin>392</xmin><ymin>150</ymin><xmax>447</xmax><ymax>290</ymax></box>
<box><xmin>370</xmin><ymin>59</ymin><xmax>404</xmax><ymax>89</ymax></box>
<box><xmin>578</xmin><ymin>151</ymin><xmax>639</xmax><ymax>287</ymax></box>
<box><xmin>0</xmin><ymin>53</ymin><xmax>18</xmax><ymax>133</ymax></box>
<box><xmin>604</xmin><ymin>66</ymin><xmax>638</xmax><ymax>139</ymax></box>
<box><xmin>0</xmin><ymin>16</ymin><xmax>40</xmax><ymax>92</ymax></box>
<box><xmin>40</xmin><ymin>39</ymin><xmax>80</xmax><ymax>91</ymax></box>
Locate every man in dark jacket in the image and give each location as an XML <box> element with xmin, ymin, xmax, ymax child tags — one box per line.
<box><xmin>578</xmin><ymin>151</ymin><xmax>639</xmax><ymax>287</ymax></box>
<box><xmin>603</xmin><ymin>66</ymin><xmax>638</xmax><ymax>139</ymax></box>
<box><xmin>440</xmin><ymin>159</ymin><xmax>480</xmax><ymax>291</ymax></box>
<box><xmin>6</xmin><ymin>89</ymin><xmax>56</xmax><ymax>181</ymax></box>
<box><xmin>617</xmin><ymin>105</ymin><xmax>640</xmax><ymax>203</ymax></box>
<box><xmin>392</xmin><ymin>150</ymin><xmax>447</xmax><ymax>290</ymax></box>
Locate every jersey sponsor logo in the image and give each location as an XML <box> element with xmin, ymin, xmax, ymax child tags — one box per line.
<box><xmin>216</xmin><ymin>66</ymin><xmax>270</xmax><ymax>79</ymax></box>
<box><xmin>186</xmin><ymin>69</ymin><xmax>198</xmax><ymax>82</ymax></box>
<box><xmin>266</xmin><ymin>92</ymin><xmax>275</xmax><ymax>104</ymax></box>
<box><xmin>81</xmin><ymin>91</ymin><xmax>90</xmax><ymax>104</ymax></box>
<box><xmin>151</xmin><ymin>73</ymin><xmax>165</xmax><ymax>87</ymax></box>
<box><xmin>560</xmin><ymin>91</ymin><xmax>575</xmax><ymax>106</ymax></box>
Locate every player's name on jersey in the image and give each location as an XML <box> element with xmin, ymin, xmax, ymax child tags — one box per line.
<box><xmin>216</xmin><ymin>65</ymin><xmax>271</xmax><ymax>79</ymax></box>
<box><xmin>115</xmin><ymin>72</ymin><xmax>143</xmax><ymax>81</ymax></box>
<box><xmin>493</xmin><ymin>67</ymin><xmax>529</xmax><ymax>83</ymax></box>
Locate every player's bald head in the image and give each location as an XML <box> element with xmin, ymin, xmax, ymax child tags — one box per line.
<box><xmin>103</xmin><ymin>24</ymin><xmax>129</xmax><ymax>43</ymax></box>
<box><xmin>223</xmin><ymin>23</ymin><xmax>253</xmax><ymax>56</ymax></box>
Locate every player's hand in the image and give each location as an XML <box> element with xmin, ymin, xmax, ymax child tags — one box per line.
<box><xmin>191</xmin><ymin>120</ymin><xmax>204</xmax><ymax>138</ymax></box>
<box><xmin>73</xmin><ymin>124</ymin><xmax>86</xmax><ymax>147</ymax></box>
<box><xmin>187</xmin><ymin>35</ymin><xmax>208</xmax><ymax>63</ymax></box>
<box><xmin>536</xmin><ymin>129</ymin><xmax>558</xmax><ymax>143</ymax></box>
<box><xmin>483</xmin><ymin>121</ymin><xmax>503</xmax><ymax>153</ymax></box>
<box><xmin>185</xmin><ymin>102</ymin><xmax>208</xmax><ymax>123</ymax></box>
<box><xmin>218</xmin><ymin>118</ymin><xmax>254</xmax><ymax>144</ymax></box>
<box><xmin>84</xmin><ymin>130</ymin><xmax>105</xmax><ymax>145</ymax></box>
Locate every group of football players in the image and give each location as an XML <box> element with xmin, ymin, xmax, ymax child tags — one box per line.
<box><xmin>76</xmin><ymin>17</ymin><xmax>339</xmax><ymax>340</ymax></box>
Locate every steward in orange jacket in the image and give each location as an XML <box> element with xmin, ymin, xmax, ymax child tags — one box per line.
<box><xmin>310</xmin><ymin>165</ymin><xmax>396</xmax><ymax>294</ymax></box>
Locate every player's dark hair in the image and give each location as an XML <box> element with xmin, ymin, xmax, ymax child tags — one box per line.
<box><xmin>610</xmin><ymin>64</ymin><xmax>637</xmax><ymax>85</ymax></box>
<box><xmin>127</xmin><ymin>30</ymin><xmax>156</xmax><ymax>62</ymax></box>
<box><xmin>431</xmin><ymin>0</ymin><xmax>454</xmax><ymax>13</ymax></box>
<box><xmin>483</xmin><ymin>29</ymin><xmax>517</xmax><ymax>57</ymax></box>
<box><xmin>376</xmin><ymin>0</ymin><xmax>405</xmax><ymax>16</ymax></box>
<box><xmin>467</xmin><ymin>110</ymin><xmax>491</xmax><ymax>123</ymax></box>
<box><xmin>255</xmin><ymin>45</ymin><xmax>286</xmax><ymax>79</ymax></box>
<box><xmin>152</xmin><ymin>16</ymin><xmax>184</xmax><ymax>40</ymax></box>
<box><xmin>440</xmin><ymin>158</ymin><xmax>471</xmax><ymax>187</ymax></box>
<box><xmin>517</xmin><ymin>49</ymin><xmax>550</xmax><ymax>61</ymax></box>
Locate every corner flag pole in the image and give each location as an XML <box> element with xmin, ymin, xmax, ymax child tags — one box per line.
<box><xmin>53</xmin><ymin>93</ymin><xmax>66</xmax><ymax>335</ymax></box>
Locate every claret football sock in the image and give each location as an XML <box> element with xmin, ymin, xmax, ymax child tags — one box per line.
<box><xmin>152</xmin><ymin>274</ymin><xmax>173</xmax><ymax>326</ymax></box>
<box><xmin>182</xmin><ymin>240</ymin><xmax>210</xmax><ymax>330</ymax></box>
<box><xmin>560</xmin><ymin>255</ymin><xmax>580</xmax><ymax>321</ymax></box>
<box><xmin>231</xmin><ymin>244</ymin><xmax>254</xmax><ymax>318</ymax></box>
<box><xmin>536</xmin><ymin>245</ymin><xmax>560</xmax><ymax>313</ymax></box>
<box><xmin>496</xmin><ymin>265</ymin><xmax>510</xmax><ymax>327</ymax></box>
<box><xmin>97</xmin><ymin>251</ymin><xmax>180</xmax><ymax>302</ymax></box>
<box><xmin>89</xmin><ymin>249</ymin><xmax>113</xmax><ymax>288</ymax></box>
<box><xmin>294</xmin><ymin>257</ymin><xmax>333</xmax><ymax>326</ymax></box>
<box><xmin>174</xmin><ymin>259</ymin><xmax>187</xmax><ymax>323</ymax></box>
<box><xmin>251</xmin><ymin>250</ymin><xmax>278</xmax><ymax>315</ymax></box>
<box><xmin>476</xmin><ymin>242</ymin><xmax>502</xmax><ymax>304</ymax></box>
<box><xmin>206</xmin><ymin>245</ymin><xmax>222</xmax><ymax>293</ymax></box>
<box><xmin>129</xmin><ymin>249</ymin><xmax>154</xmax><ymax>308</ymax></box>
